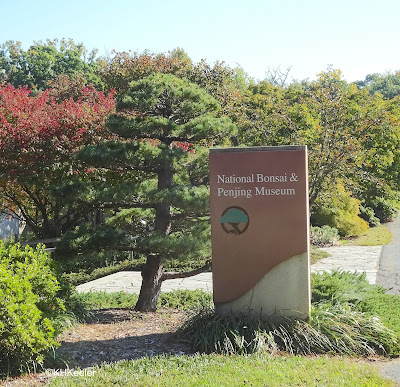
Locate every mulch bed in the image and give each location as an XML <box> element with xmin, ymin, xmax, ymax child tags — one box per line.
<box><xmin>1</xmin><ymin>308</ymin><xmax>192</xmax><ymax>386</ymax></box>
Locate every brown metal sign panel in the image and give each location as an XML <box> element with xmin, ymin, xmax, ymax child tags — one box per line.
<box><xmin>210</xmin><ymin>146</ymin><xmax>309</xmax><ymax>303</ymax></box>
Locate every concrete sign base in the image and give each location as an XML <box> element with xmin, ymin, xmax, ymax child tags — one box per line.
<box><xmin>215</xmin><ymin>252</ymin><xmax>310</xmax><ymax>319</ymax></box>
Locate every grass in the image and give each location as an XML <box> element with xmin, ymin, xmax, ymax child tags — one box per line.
<box><xmin>310</xmin><ymin>245</ymin><xmax>330</xmax><ymax>264</ymax></box>
<box><xmin>46</xmin><ymin>353</ymin><xmax>392</xmax><ymax>387</ymax></box>
<box><xmin>340</xmin><ymin>225</ymin><xmax>393</xmax><ymax>246</ymax></box>
<box><xmin>179</xmin><ymin>303</ymin><xmax>397</xmax><ymax>357</ymax></box>
<box><xmin>73</xmin><ymin>289</ymin><xmax>212</xmax><ymax>311</ymax></box>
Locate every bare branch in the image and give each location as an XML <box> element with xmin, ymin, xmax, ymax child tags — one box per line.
<box><xmin>161</xmin><ymin>259</ymin><xmax>212</xmax><ymax>281</ymax></box>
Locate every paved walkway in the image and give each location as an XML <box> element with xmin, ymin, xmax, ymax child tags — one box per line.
<box><xmin>76</xmin><ymin>245</ymin><xmax>383</xmax><ymax>293</ymax></box>
<box><xmin>313</xmin><ymin>245</ymin><xmax>382</xmax><ymax>284</ymax></box>
<box><xmin>77</xmin><ymin>271</ymin><xmax>213</xmax><ymax>294</ymax></box>
<box><xmin>377</xmin><ymin>215</ymin><xmax>400</xmax><ymax>294</ymax></box>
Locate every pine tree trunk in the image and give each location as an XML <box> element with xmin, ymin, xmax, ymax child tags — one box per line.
<box><xmin>134</xmin><ymin>255</ymin><xmax>163</xmax><ymax>311</ymax></box>
<box><xmin>134</xmin><ymin>155</ymin><xmax>173</xmax><ymax>312</ymax></box>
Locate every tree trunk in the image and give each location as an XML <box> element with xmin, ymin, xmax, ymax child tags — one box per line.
<box><xmin>134</xmin><ymin>154</ymin><xmax>173</xmax><ymax>311</ymax></box>
<box><xmin>134</xmin><ymin>255</ymin><xmax>163</xmax><ymax>311</ymax></box>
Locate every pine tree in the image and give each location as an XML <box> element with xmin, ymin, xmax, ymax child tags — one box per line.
<box><xmin>79</xmin><ymin>73</ymin><xmax>236</xmax><ymax>311</ymax></box>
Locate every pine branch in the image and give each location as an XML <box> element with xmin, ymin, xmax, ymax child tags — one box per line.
<box><xmin>161</xmin><ymin>259</ymin><xmax>212</xmax><ymax>280</ymax></box>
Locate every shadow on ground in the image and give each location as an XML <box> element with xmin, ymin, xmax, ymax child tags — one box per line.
<box><xmin>49</xmin><ymin>309</ymin><xmax>192</xmax><ymax>369</ymax></box>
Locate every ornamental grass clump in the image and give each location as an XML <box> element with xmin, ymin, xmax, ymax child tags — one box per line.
<box><xmin>179</xmin><ymin>303</ymin><xmax>397</xmax><ymax>357</ymax></box>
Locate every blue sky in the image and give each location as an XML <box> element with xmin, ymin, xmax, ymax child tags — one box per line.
<box><xmin>2</xmin><ymin>0</ymin><xmax>400</xmax><ymax>83</ymax></box>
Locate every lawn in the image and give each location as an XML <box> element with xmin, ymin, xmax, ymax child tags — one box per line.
<box><xmin>341</xmin><ymin>225</ymin><xmax>393</xmax><ymax>246</ymax></box>
<box><xmin>47</xmin><ymin>354</ymin><xmax>391</xmax><ymax>387</ymax></box>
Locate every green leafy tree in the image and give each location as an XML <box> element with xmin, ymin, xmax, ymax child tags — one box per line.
<box><xmin>79</xmin><ymin>73</ymin><xmax>235</xmax><ymax>311</ymax></box>
<box><xmin>355</xmin><ymin>71</ymin><xmax>400</xmax><ymax>99</ymax></box>
<box><xmin>0</xmin><ymin>39</ymin><xmax>102</xmax><ymax>91</ymax></box>
<box><xmin>97</xmin><ymin>49</ymin><xmax>192</xmax><ymax>94</ymax></box>
<box><xmin>348</xmin><ymin>89</ymin><xmax>400</xmax><ymax>221</ymax></box>
<box><xmin>243</xmin><ymin>69</ymin><xmax>399</xmax><ymax>210</ymax></box>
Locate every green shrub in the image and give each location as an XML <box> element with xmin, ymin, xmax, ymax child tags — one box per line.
<box><xmin>62</xmin><ymin>258</ymin><xmax>144</xmax><ymax>286</ymax></box>
<box><xmin>311</xmin><ymin>182</ymin><xmax>369</xmax><ymax>237</ymax></box>
<box><xmin>360</xmin><ymin>292</ymin><xmax>400</xmax><ymax>342</ymax></box>
<box><xmin>311</xmin><ymin>270</ymin><xmax>379</xmax><ymax>304</ymax></box>
<box><xmin>62</xmin><ymin>254</ymin><xmax>210</xmax><ymax>287</ymax></box>
<box><xmin>310</xmin><ymin>225</ymin><xmax>340</xmax><ymax>246</ymax></box>
<box><xmin>369</xmin><ymin>197</ymin><xmax>398</xmax><ymax>223</ymax></box>
<box><xmin>73</xmin><ymin>291</ymin><xmax>138</xmax><ymax>310</ymax></box>
<box><xmin>359</xmin><ymin>205</ymin><xmax>381</xmax><ymax>227</ymax></box>
<box><xmin>312</xmin><ymin>270</ymin><xmax>400</xmax><ymax>349</ymax></box>
<box><xmin>55</xmin><ymin>248</ymin><xmax>132</xmax><ymax>274</ymax></box>
<box><xmin>0</xmin><ymin>242</ymin><xmax>65</xmax><ymax>376</ymax></box>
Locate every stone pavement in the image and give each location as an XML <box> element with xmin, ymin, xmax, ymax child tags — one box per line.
<box><xmin>76</xmin><ymin>245</ymin><xmax>383</xmax><ymax>294</ymax></box>
<box><xmin>76</xmin><ymin>271</ymin><xmax>213</xmax><ymax>294</ymax></box>
<box><xmin>313</xmin><ymin>245</ymin><xmax>382</xmax><ymax>284</ymax></box>
<box><xmin>377</xmin><ymin>215</ymin><xmax>400</xmax><ymax>294</ymax></box>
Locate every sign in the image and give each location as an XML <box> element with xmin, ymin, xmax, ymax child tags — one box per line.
<box><xmin>209</xmin><ymin>146</ymin><xmax>310</xmax><ymax>318</ymax></box>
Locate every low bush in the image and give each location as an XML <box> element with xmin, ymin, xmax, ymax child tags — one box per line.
<box><xmin>0</xmin><ymin>242</ymin><xmax>65</xmax><ymax>376</ymax></box>
<box><xmin>311</xmin><ymin>182</ymin><xmax>369</xmax><ymax>237</ymax></box>
<box><xmin>311</xmin><ymin>270</ymin><xmax>377</xmax><ymax>304</ymax></box>
<box><xmin>158</xmin><ymin>289</ymin><xmax>213</xmax><ymax>310</ymax></box>
<box><xmin>62</xmin><ymin>258</ymin><xmax>144</xmax><ymax>286</ymax></box>
<box><xmin>58</xmin><ymin>250</ymin><xmax>133</xmax><ymax>274</ymax></box>
<box><xmin>73</xmin><ymin>291</ymin><xmax>138</xmax><ymax>310</ymax></box>
<box><xmin>310</xmin><ymin>225</ymin><xmax>340</xmax><ymax>246</ymax></box>
<box><xmin>360</xmin><ymin>292</ymin><xmax>400</xmax><ymax>342</ymax></box>
<box><xmin>369</xmin><ymin>197</ymin><xmax>398</xmax><ymax>223</ymax></box>
<box><xmin>359</xmin><ymin>205</ymin><xmax>381</xmax><ymax>227</ymax></box>
<box><xmin>312</xmin><ymin>270</ymin><xmax>400</xmax><ymax>347</ymax></box>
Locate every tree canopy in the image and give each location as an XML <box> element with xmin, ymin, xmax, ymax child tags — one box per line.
<box><xmin>0</xmin><ymin>39</ymin><xmax>103</xmax><ymax>92</ymax></box>
<box><xmin>0</xmin><ymin>83</ymin><xmax>115</xmax><ymax>237</ymax></box>
<box><xmin>78</xmin><ymin>73</ymin><xmax>235</xmax><ymax>311</ymax></box>
<box><xmin>355</xmin><ymin>71</ymin><xmax>400</xmax><ymax>100</ymax></box>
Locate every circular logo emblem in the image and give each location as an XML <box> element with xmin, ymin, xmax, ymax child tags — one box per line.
<box><xmin>219</xmin><ymin>206</ymin><xmax>249</xmax><ymax>235</ymax></box>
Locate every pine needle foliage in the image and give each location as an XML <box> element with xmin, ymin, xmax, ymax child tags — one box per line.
<box><xmin>78</xmin><ymin>73</ymin><xmax>236</xmax><ymax>311</ymax></box>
